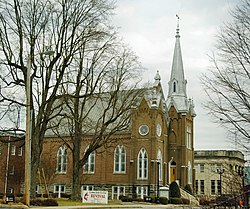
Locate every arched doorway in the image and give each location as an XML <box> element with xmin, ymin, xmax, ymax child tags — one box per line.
<box><xmin>169</xmin><ymin>157</ymin><xmax>177</xmax><ymax>184</ymax></box>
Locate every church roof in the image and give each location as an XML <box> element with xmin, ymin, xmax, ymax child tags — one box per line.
<box><xmin>45</xmin><ymin>72</ymin><xmax>168</xmax><ymax>137</ymax></box>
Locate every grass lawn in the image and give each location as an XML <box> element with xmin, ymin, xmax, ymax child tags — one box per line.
<box><xmin>56</xmin><ymin>198</ymin><xmax>84</xmax><ymax>206</ymax></box>
<box><xmin>56</xmin><ymin>198</ymin><xmax>121</xmax><ymax>206</ymax></box>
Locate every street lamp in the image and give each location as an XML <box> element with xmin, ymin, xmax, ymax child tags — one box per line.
<box><xmin>157</xmin><ymin>160</ymin><xmax>160</xmax><ymax>203</ymax></box>
<box><xmin>217</xmin><ymin>167</ymin><xmax>224</xmax><ymax>196</ymax></box>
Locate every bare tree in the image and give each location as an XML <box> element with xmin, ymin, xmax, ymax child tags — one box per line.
<box><xmin>0</xmin><ymin>0</ymin><xmax>115</xmax><ymax>198</ymax></box>
<box><xmin>49</xmin><ymin>35</ymin><xmax>144</xmax><ymax>199</ymax></box>
<box><xmin>217</xmin><ymin>167</ymin><xmax>244</xmax><ymax>207</ymax></box>
<box><xmin>201</xmin><ymin>0</ymin><xmax>250</xmax><ymax>151</ymax></box>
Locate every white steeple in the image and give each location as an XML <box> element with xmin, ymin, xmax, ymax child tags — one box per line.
<box><xmin>166</xmin><ymin>16</ymin><xmax>194</xmax><ymax>115</ymax></box>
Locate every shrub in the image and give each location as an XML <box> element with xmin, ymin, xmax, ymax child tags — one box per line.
<box><xmin>184</xmin><ymin>184</ymin><xmax>193</xmax><ymax>195</ymax></box>
<box><xmin>15</xmin><ymin>193</ymin><xmax>23</xmax><ymax>197</ymax></box>
<box><xmin>159</xmin><ymin>197</ymin><xmax>168</xmax><ymax>204</ymax></box>
<box><xmin>133</xmin><ymin>197</ymin><xmax>144</xmax><ymax>202</ymax></box>
<box><xmin>30</xmin><ymin>199</ymin><xmax>43</xmax><ymax>206</ymax></box>
<box><xmin>120</xmin><ymin>196</ymin><xmax>133</xmax><ymax>202</ymax></box>
<box><xmin>61</xmin><ymin>193</ymin><xmax>71</xmax><ymax>198</ymax></box>
<box><xmin>170</xmin><ymin>197</ymin><xmax>183</xmax><ymax>204</ymax></box>
<box><xmin>41</xmin><ymin>198</ymin><xmax>58</xmax><ymax>206</ymax></box>
<box><xmin>181</xmin><ymin>198</ymin><xmax>190</xmax><ymax>204</ymax></box>
<box><xmin>169</xmin><ymin>181</ymin><xmax>181</xmax><ymax>198</ymax></box>
<box><xmin>199</xmin><ymin>197</ymin><xmax>210</xmax><ymax>205</ymax></box>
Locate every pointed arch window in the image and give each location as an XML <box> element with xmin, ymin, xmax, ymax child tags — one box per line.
<box><xmin>138</xmin><ymin>148</ymin><xmax>148</xmax><ymax>179</ymax></box>
<box><xmin>186</xmin><ymin>126</ymin><xmax>192</xmax><ymax>149</ymax></box>
<box><xmin>83</xmin><ymin>146</ymin><xmax>95</xmax><ymax>174</ymax></box>
<box><xmin>57</xmin><ymin>146</ymin><xmax>67</xmax><ymax>173</ymax></box>
<box><xmin>173</xmin><ymin>82</ymin><xmax>177</xmax><ymax>93</ymax></box>
<box><xmin>157</xmin><ymin>149</ymin><xmax>163</xmax><ymax>181</ymax></box>
<box><xmin>114</xmin><ymin>145</ymin><xmax>126</xmax><ymax>173</ymax></box>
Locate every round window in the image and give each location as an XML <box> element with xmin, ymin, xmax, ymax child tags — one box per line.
<box><xmin>139</xmin><ymin>125</ymin><xmax>149</xmax><ymax>136</ymax></box>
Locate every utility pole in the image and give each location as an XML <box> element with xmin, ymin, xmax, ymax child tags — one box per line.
<box><xmin>24</xmin><ymin>55</ymin><xmax>31</xmax><ymax>206</ymax></box>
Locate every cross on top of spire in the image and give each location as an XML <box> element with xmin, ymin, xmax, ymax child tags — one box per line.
<box><xmin>176</xmin><ymin>14</ymin><xmax>180</xmax><ymax>38</ymax></box>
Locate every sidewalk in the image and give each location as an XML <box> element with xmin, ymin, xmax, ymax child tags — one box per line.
<box><xmin>1</xmin><ymin>201</ymin><xmax>201</xmax><ymax>209</ymax></box>
<box><xmin>0</xmin><ymin>203</ymin><xmax>201</xmax><ymax>209</ymax></box>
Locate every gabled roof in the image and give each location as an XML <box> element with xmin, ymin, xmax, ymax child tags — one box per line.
<box><xmin>46</xmin><ymin>72</ymin><xmax>169</xmax><ymax>137</ymax></box>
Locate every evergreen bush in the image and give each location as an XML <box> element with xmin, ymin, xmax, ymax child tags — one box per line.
<box><xmin>169</xmin><ymin>181</ymin><xmax>181</xmax><ymax>198</ymax></box>
<box><xmin>159</xmin><ymin>196</ymin><xmax>168</xmax><ymax>204</ymax></box>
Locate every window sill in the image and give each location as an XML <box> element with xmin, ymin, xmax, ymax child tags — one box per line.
<box><xmin>113</xmin><ymin>172</ymin><xmax>126</xmax><ymax>174</ymax></box>
<box><xmin>56</xmin><ymin>172</ymin><xmax>67</xmax><ymax>175</ymax></box>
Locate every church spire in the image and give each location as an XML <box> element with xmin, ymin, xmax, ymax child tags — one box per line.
<box><xmin>168</xmin><ymin>15</ymin><xmax>187</xmax><ymax>98</ymax></box>
<box><xmin>167</xmin><ymin>15</ymin><xmax>189</xmax><ymax>113</ymax></box>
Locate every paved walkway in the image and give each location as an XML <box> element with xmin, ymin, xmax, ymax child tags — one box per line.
<box><xmin>0</xmin><ymin>203</ymin><xmax>201</xmax><ymax>209</ymax></box>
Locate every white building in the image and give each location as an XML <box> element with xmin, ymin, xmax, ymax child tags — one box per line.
<box><xmin>194</xmin><ymin>150</ymin><xmax>245</xmax><ymax>201</ymax></box>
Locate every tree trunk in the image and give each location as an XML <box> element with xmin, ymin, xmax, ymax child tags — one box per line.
<box><xmin>71</xmin><ymin>134</ymin><xmax>81</xmax><ymax>200</ymax></box>
<box><xmin>30</xmin><ymin>135</ymin><xmax>42</xmax><ymax>198</ymax></box>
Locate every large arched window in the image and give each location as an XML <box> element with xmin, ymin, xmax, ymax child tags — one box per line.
<box><xmin>114</xmin><ymin>145</ymin><xmax>126</xmax><ymax>173</ymax></box>
<box><xmin>57</xmin><ymin>146</ymin><xmax>67</xmax><ymax>173</ymax></box>
<box><xmin>157</xmin><ymin>149</ymin><xmax>163</xmax><ymax>181</ymax></box>
<box><xmin>138</xmin><ymin>148</ymin><xmax>148</xmax><ymax>179</ymax></box>
<box><xmin>83</xmin><ymin>146</ymin><xmax>95</xmax><ymax>173</ymax></box>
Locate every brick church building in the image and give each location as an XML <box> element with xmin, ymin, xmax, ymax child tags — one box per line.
<box><xmin>0</xmin><ymin>25</ymin><xmax>196</xmax><ymax>199</ymax></box>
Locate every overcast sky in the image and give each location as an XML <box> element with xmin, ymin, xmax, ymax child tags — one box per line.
<box><xmin>112</xmin><ymin>0</ymin><xmax>241</xmax><ymax>150</ymax></box>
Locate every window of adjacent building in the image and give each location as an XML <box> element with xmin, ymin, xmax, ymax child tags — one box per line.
<box><xmin>11</xmin><ymin>145</ymin><xmax>16</xmax><ymax>155</ymax></box>
<box><xmin>194</xmin><ymin>164</ymin><xmax>198</xmax><ymax>173</ymax></box>
<box><xmin>186</xmin><ymin>126</ymin><xmax>191</xmax><ymax>149</ymax></box>
<box><xmin>18</xmin><ymin>147</ymin><xmax>23</xmax><ymax>156</ymax></box>
<box><xmin>9</xmin><ymin>166</ymin><xmax>14</xmax><ymax>175</ymax></box>
<box><xmin>200</xmin><ymin>164</ymin><xmax>204</xmax><ymax>173</ymax></box>
<box><xmin>137</xmin><ymin>148</ymin><xmax>148</xmax><ymax>180</ymax></box>
<box><xmin>8</xmin><ymin>188</ymin><xmax>13</xmax><ymax>194</ymax></box>
<box><xmin>83</xmin><ymin>146</ymin><xmax>95</xmax><ymax>174</ymax></box>
<box><xmin>217</xmin><ymin>180</ymin><xmax>221</xmax><ymax>195</ymax></box>
<box><xmin>195</xmin><ymin>180</ymin><xmax>199</xmax><ymax>194</ymax></box>
<box><xmin>36</xmin><ymin>185</ymin><xmax>40</xmax><ymax>194</ymax></box>
<box><xmin>114</xmin><ymin>145</ymin><xmax>126</xmax><ymax>173</ymax></box>
<box><xmin>112</xmin><ymin>186</ymin><xmax>125</xmax><ymax>200</ymax></box>
<box><xmin>211</xmin><ymin>180</ymin><xmax>215</xmax><ymax>195</ymax></box>
<box><xmin>57</xmin><ymin>146</ymin><xmax>67</xmax><ymax>173</ymax></box>
<box><xmin>157</xmin><ymin>149</ymin><xmax>163</xmax><ymax>181</ymax></box>
<box><xmin>210</xmin><ymin>164</ymin><xmax>215</xmax><ymax>173</ymax></box>
<box><xmin>136</xmin><ymin>186</ymin><xmax>147</xmax><ymax>199</ymax></box>
<box><xmin>54</xmin><ymin>185</ymin><xmax>65</xmax><ymax>198</ymax></box>
<box><xmin>200</xmin><ymin>180</ymin><xmax>204</xmax><ymax>194</ymax></box>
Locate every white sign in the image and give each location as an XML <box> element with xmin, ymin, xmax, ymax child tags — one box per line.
<box><xmin>82</xmin><ymin>190</ymin><xmax>108</xmax><ymax>204</ymax></box>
